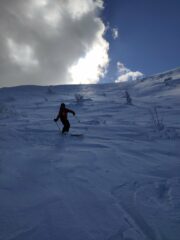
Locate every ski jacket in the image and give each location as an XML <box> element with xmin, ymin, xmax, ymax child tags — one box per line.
<box><xmin>56</xmin><ymin>108</ymin><xmax>75</xmax><ymax>121</ymax></box>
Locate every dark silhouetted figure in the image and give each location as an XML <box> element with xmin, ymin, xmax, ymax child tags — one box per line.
<box><xmin>54</xmin><ymin>103</ymin><xmax>75</xmax><ymax>134</ymax></box>
<box><xmin>125</xmin><ymin>91</ymin><xmax>132</xmax><ymax>105</ymax></box>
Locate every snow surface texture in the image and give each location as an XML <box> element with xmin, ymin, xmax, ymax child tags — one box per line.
<box><xmin>0</xmin><ymin>68</ymin><xmax>180</xmax><ymax>240</ymax></box>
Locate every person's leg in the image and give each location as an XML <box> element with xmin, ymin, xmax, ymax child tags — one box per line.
<box><xmin>61</xmin><ymin>119</ymin><xmax>66</xmax><ymax>133</ymax></box>
<box><xmin>62</xmin><ymin>125</ymin><xmax>66</xmax><ymax>133</ymax></box>
<box><xmin>64</xmin><ymin>120</ymin><xmax>70</xmax><ymax>132</ymax></box>
<box><xmin>62</xmin><ymin>120</ymin><xmax>70</xmax><ymax>133</ymax></box>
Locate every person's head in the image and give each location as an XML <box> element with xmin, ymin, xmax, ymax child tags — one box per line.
<box><xmin>60</xmin><ymin>103</ymin><xmax>65</xmax><ymax>109</ymax></box>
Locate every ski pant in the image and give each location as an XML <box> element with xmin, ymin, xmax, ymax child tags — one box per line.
<box><xmin>61</xmin><ymin>119</ymin><xmax>70</xmax><ymax>133</ymax></box>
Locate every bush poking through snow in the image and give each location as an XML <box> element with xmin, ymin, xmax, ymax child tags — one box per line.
<box><xmin>148</xmin><ymin>106</ymin><xmax>179</xmax><ymax>140</ymax></box>
<box><xmin>47</xmin><ymin>86</ymin><xmax>55</xmax><ymax>94</ymax></box>
<box><xmin>149</xmin><ymin>106</ymin><xmax>164</xmax><ymax>131</ymax></box>
<box><xmin>75</xmin><ymin>93</ymin><xmax>84</xmax><ymax>102</ymax></box>
<box><xmin>125</xmin><ymin>91</ymin><xmax>132</xmax><ymax>105</ymax></box>
<box><xmin>0</xmin><ymin>103</ymin><xmax>17</xmax><ymax>118</ymax></box>
<box><xmin>0</xmin><ymin>103</ymin><xmax>8</xmax><ymax>115</ymax></box>
<box><xmin>164</xmin><ymin>77</ymin><xmax>172</xmax><ymax>86</ymax></box>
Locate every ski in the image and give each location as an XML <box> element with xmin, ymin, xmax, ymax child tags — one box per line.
<box><xmin>70</xmin><ymin>133</ymin><xmax>84</xmax><ymax>137</ymax></box>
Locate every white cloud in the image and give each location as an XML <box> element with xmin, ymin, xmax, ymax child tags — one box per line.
<box><xmin>115</xmin><ymin>62</ymin><xmax>144</xmax><ymax>82</ymax></box>
<box><xmin>69</xmin><ymin>19</ymin><xmax>109</xmax><ymax>84</ymax></box>
<box><xmin>27</xmin><ymin>0</ymin><xmax>62</xmax><ymax>28</ymax></box>
<box><xmin>112</xmin><ymin>28</ymin><xmax>119</xmax><ymax>39</ymax></box>
<box><xmin>33</xmin><ymin>0</ymin><xmax>48</xmax><ymax>7</ymax></box>
<box><xmin>7</xmin><ymin>38</ymin><xmax>39</xmax><ymax>70</ymax></box>
<box><xmin>66</xmin><ymin>0</ymin><xmax>103</xmax><ymax>20</ymax></box>
<box><xmin>0</xmin><ymin>0</ymin><xmax>108</xmax><ymax>87</ymax></box>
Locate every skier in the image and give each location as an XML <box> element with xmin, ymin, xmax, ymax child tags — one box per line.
<box><xmin>54</xmin><ymin>103</ymin><xmax>75</xmax><ymax>134</ymax></box>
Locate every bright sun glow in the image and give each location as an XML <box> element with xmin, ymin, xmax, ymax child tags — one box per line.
<box><xmin>69</xmin><ymin>40</ymin><xmax>109</xmax><ymax>84</ymax></box>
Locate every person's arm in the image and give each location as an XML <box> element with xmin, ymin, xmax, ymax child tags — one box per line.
<box><xmin>67</xmin><ymin>108</ymin><xmax>75</xmax><ymax>116</ymax></box>
<box><xmin>54</xmin><ymin>109</ymin><xmax>60</xmax><ymax>121</ymax></box>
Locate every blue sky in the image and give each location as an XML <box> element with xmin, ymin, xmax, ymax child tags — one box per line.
<box><xmin>102</xmin><ymin>0</ymin><xmax>180</xmax><ymax>80</ymax></box>
<box><xmin>0</xmin><ymin>0</ymin><xmax>180</xmax><ymax>87</ymax></box>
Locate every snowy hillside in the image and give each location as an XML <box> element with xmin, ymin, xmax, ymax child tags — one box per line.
<box><xmin>0</xmin><ymin>68</ymin><xmax>180</xmax><ymax>240</ymax></box>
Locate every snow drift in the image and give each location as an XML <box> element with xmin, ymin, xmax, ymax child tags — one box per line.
<box><xmin>0</xmin><ymin>68</ymin><xmax>180</xmax><ymax>240</ymax></box>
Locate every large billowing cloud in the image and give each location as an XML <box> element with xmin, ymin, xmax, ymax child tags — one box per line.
<box><xmin>115</xmin><ymin>62</ymin><xmax>144</xmax><ymax>82</ymax></box>
<box><xmin>0</xmin><ymin>0</ymin><xmax>109</xmax><ymax>87</ymax></box>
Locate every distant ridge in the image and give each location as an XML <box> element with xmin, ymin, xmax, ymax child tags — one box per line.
<box><xmin>143</xmin><ymin>66</ymin><xmax>180</xmax><ymax>81</ymax></box>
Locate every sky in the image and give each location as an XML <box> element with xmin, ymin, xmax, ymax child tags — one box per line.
<box><xmin>0</xmin><ymin>0</ymin><xmax>179</xmax><ymax>87</ymax></box>
<box><xmin>102</xmin><ymin>0</ymin><xmax>180</xmax><ymax>83</ymax></box>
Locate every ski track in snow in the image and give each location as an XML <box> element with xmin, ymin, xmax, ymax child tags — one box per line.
<box><xmin>0</xmin><ymin>70</ymin><xmax>180</xmax><ymax>240</ymax></box>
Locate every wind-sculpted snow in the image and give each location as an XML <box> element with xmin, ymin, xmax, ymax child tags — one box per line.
<box><xmin>0</xmin><ymin>68</ymin><xmax>180</xmax><ymax>240</ymax></box>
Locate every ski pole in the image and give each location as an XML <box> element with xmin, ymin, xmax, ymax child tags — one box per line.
<box><xmin>55</xmin><ymin>121</ymin><xmax>61</xmax><ymax>131</ymax></box>
<box><xmin>75</xmin><ymin>115</ymin><xmax>81</xmax><ymax>123</ymax></box>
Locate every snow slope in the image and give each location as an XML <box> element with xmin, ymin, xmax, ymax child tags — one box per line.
<box><xmin>0</xmin><ymin>68</ymin><xmax>180</xmax><ymax>240</ymax></box>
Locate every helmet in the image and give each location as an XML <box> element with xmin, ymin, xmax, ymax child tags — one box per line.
<box><xmin>61</xmin><ymin>103</ymin><xmax>65</xmax><ymax>108</ymax></box>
